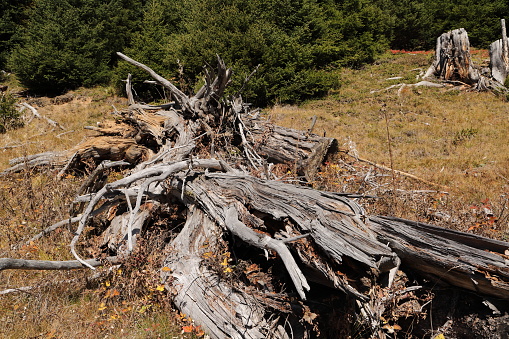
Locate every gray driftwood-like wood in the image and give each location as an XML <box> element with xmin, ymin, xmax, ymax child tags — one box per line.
<box><xmin>245</xmin><ymin>118</ymin><xmax>336</xmax><ymax>181</ymax></box>
<box><xmin>369</xmin><ymin>216</ymin><xmax>509</xmax><ymax>300</ymax></box>
<box><xmin>0</xmin><ymin>256</ymin><xmax>120</xmax><ymax>271</ymax></box>
<box><xmin>162</xmin><ymin>206</ymin><xmax>293</xmax><ymax>339</ymax></box>
<box><xmin>20</xmin><ymin>102</ymin><xmax>65</xmax><ymax>130</ymax></box>
<box><xmin>490</xmin><ymin>19</ymin><xmax>509</xmax><ymax>84</ymax></box>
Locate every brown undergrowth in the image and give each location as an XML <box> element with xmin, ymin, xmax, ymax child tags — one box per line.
<box><xmin>0</xmin><ymin>87</ymin><xmax>197</xmax><ymax>338</ymax></box>
<box><xmin>0</xmin><ymin>171</ymin><xmax>201</xmax><ymax>338</ymax></box>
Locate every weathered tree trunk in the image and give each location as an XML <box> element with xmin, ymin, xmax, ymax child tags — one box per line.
<box><xmin>246</xmin><ymin>118</ymin><xmax>336</xmax><ymax>181</ymax></box>
<box><xmin>490</xmin><ymin>19</ymin><xmax>509</xmax><ymax>84</ymax></box>
<box><xmin>369</xmin><ymin>216</ymin><xmax>509</xmax><ymax>300</ymax></box>
<box><xmin>424</xmin><ymin>28</ymin><xmax>480</xmax><ymax>85</ymax></box>
<box><xmin>163</xmin><ymin>207</ymin><xmax>293</xmax><ymax>339</ymax></box>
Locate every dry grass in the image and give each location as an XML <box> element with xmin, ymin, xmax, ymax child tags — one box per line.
<box><xmin>0</xmin><ymin>87</ymin><xmax>123</xmax><ymax>170</ymax></box>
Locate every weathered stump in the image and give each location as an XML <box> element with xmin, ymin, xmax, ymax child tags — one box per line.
<box><xmin>424</xmin><ymin>28</ymin><xmax>480</xmax><ymax>84</ymax></box>
<box><xmin>490</xmin><ymin>19</ymin><xmax>509</xmax><ymax>84</ymax></box>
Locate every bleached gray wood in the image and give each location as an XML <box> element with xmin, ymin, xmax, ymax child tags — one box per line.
<box><xmin>70</xmin><ymin>159</ymin><xmax>226</xmax><ymax>268</ymax></box>
<box><xmin>502</xmin><ymin>19</ymin><xmax>508</xmax><ymax>67</ymax></box>
<box><xmin>162</xmin><ymin>207</ymin><xmax>294</xmax><ymax>339</ymax></box>
<box><xmin>101</xmin><ymin>209</ymin><xmax>151</xmax><ymax>255</ymax></box>
<box><xmin>0</xmin><ymin>256</ymin><xmax>120</xmax><ymax>271</ymax></box>
<box><xmin>224</xmin><ymin>206</ymin><xmax>310</xmax><ymax>300</ymax></box>
<box><xmin>424</xmin><ymin>28</ymin><xmax>479</xmax><ymax>84</ymax></box>
<box><xmin>126</xmin><ymin>73</ymin><xmax>135</xmax><ymax>106</ymax></box>
<box><xmin>490</xmin><ymin>38</ymin><xmax>509</xmax><ymax>84</ymax></box>
<box><xmin>21</xmin><ymin>102</ymin><xmax>65</xmax><ymax>130</ymax></box>
<box><xmin>171</xmin><ymin>172</ymin><xmax>396</xmax><ymax>300</ymax></box>
<box><xmin>369</xmin><ymin>216</ymin><xmax>509</xmax><ymax>300</ymax></box>
<box><xmin>490</xmin><ymin>20</ymin><xmax>509</xmax><ymax>84</ymax></box>
<box><xmin>245</xmin><ymin>118</ymin><xmax>336</xmax><ymax>181</ymax></box>
<box><xmin>117</xmin><ymin>52</ymin><xmax>189</xmax><ymax>109</ymax></box>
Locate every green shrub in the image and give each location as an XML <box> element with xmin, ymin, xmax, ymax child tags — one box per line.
<box><xmin>9</xmin><ymin>0</ymin><xmax>142</xmax><ymax>95</ymax></box>
<box><xmin>0</xmin><ymin>0</ymin><xmax>32</xmax><ymax>70</ymax></box>
<box><xmin>115</xmin><ymin>0</ymin><xmax>391</xmax><ymax>106</ymax></box>
<box><xmin>0</xmin><ymin>92</ymin><xmax>22</xmax><ymax>133</ymax></box>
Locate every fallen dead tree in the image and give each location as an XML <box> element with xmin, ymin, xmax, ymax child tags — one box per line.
<box><xmin>1</xmin><ymin>54</ymin><xmax>509</xmax><ymax>338</ymax></box>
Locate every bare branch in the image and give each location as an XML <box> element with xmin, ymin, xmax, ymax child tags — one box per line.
<box><xmin>224</xmin><ymin>206</ymin><xmax>310</xmax><ymax>300</ymax></box>
<box><xmin>0</xmin><ymin>256</ymin><xmax>120</xmax><ymax>271</ymax></box>
<box><xmin>117</xmin><ymin>52</ymin><xmax>189</xmax><ymax>108</ymax></box>
<box><xmin>20</xmin><ymin>102</ymin><xmax>65</xmax><ymax>130</ymax></box>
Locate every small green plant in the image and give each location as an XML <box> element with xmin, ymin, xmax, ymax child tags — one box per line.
<box><xmin>452</xmin><ymin>127</ymin><xmax>478</xmax><ymax>145</ymax></box>
<box><xmin>0</xmin><ymin>92</ymin><xmax>23</xmax><ymax>133</ymax></box>
<box><xmin>504</xmin><ymin>75</ymin><xmax>509</xmax><ymax>89</ymax></box>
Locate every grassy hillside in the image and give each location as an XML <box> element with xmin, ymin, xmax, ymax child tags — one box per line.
<box><xmin>1</xmin><ymin>51</ymin><xmax>509</xmax><ymax>337</ymax></box>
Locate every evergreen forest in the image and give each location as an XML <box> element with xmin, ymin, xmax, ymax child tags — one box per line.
<box><xmin>1</xmin><ymin>0</ymin><xmax>508</xmax><ymax>105</ymax></box>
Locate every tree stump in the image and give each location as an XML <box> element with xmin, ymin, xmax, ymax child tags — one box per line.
<box><xmin>490</xmin><ymin>19</ymin><xmax>509</xmax><ymax>84</ymax></box>
<box><xmin>424</xmin><ymin>28</ymin><xmax>480</xmax><ymax>85</ymax></box>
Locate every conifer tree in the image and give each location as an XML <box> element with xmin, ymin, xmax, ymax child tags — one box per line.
<box><xmin>9</xmin><ymin>0</ymin><xmax>142</xmax><ymax>94</ymax></box>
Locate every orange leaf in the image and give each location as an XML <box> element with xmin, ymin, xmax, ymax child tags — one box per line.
<box><xmin>45</xmin><ymin>329</ymin><xmax>57</xmax><ymax>339</ymax></box>
<box><xmin>105</xmin><ymin>289</ymin><xmax>120</xmax><ymax>298</ymax></box>
<box><xmin>182</xmin><ymin>325</ymin><xmax>194</xmax><ymax>333</ymax></box>
<box><xmin>161</xmin><ymin>266</ymin><xmax>172</xmax><ymax>272</ymax></box>
<box><xmin>195</xmin><ymin>326</ymin><xmax>205</xmax><ymax>336</ymax></box>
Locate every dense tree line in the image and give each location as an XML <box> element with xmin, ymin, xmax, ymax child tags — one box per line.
<box><xmin>0</xmin><ymin>0</ymin><xmax>508</xmax><ymax>104</ymax></box>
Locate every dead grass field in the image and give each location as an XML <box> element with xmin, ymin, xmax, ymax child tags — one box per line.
<box><xmin>1</xmin><ymin>51</ymin><xmax>509</xmax><ymax>337</ymax></box>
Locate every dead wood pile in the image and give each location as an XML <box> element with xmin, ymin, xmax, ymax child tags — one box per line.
<box><xmin>1</xmin><ymin>53</ymin><xmax>509</xmax><ymax>338</ymax></box>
